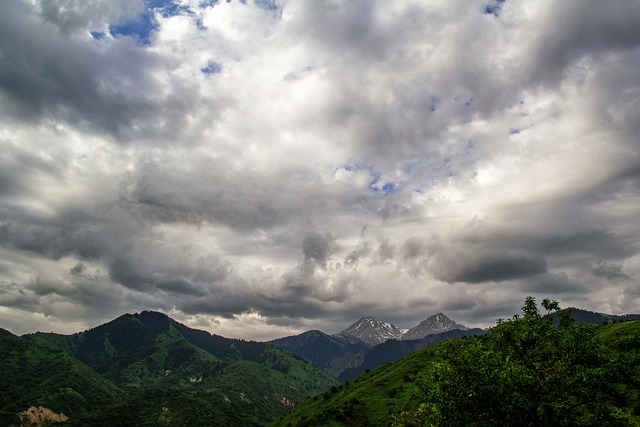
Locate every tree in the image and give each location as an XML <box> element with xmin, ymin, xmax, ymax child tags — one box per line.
<box><xmin>394</xmin><ymin>297</ymin><xmax>639</xmax><ymax>426</ymax></box>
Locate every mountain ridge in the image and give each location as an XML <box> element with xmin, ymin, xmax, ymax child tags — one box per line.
<box><xmin>17</xmin><ymin>310</ymin><xmax>338</xmax><ymax>426</ymax></box>
<box><xmin>270</xmin><ymin>313</ymin><xmax>478</xmax><ymax>380</ymax></box>
<box><xmin>401</xmin><ymin>312</ymin><xmax>469</xmax><ymax>341</ymax></box>
<box><xmin>335</xmin><ymin>316</ymin><xmax>407</xmax><ymax>345</ymax></box>
<box><xmin>334</xmin><ymin>312</ymin><xmax>470</xmax><ymax>344</ymax></box>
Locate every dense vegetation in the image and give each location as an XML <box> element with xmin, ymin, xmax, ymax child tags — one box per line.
<box><xmin>273</xmin><ymin>342</ymin><xmax>440</xmax><ymax>426</ymax></box>
<box><xmin>274</xmin><ymin>298</ymin><xmax>640</xmax><ymax>427</ymax></box>
<box><xmin>3</xmin><ymin>311</ymin><xmax>337</xmax><ymax>426</ymax></box>
<box><xmin>0</xmin><ymin>328</ymin><xmax>121</xmax><ymax>426</ymax></box>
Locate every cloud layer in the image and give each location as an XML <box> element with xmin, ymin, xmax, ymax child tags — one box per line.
<box><xmin>1</xmin><ymin>0</ymin><xmax>639</xmax><ymax>340</ymax></box>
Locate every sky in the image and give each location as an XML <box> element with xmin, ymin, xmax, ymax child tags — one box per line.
<box><xmin>1</xmin><ymin>0</ymin><xmax>639</xmax><ymax>341</ymax></box>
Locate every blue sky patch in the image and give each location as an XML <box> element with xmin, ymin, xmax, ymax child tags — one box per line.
<box><xmin>255</xmin><ymin>0</ymin><xmax>278</xmax><ymax>11</ymax></box>
<box><xmin>483</xmin><ymin>0</ymin><xmax>506</xmax><ymax>16</ymax></box>
<box><xmin>199</xmin><ymin>0</ymin><xmax>220</xmax><ymax>6</ymax></box>
<box><xmin>201</xmin><ymin>61</ymin><xmax>223</xmax><ymax>75</ymax></box>
<box><xmin>430</xmin><ymin>96</ymin><xmax>439</xmax><ymax>112</ymax></box>
<box><xmin>382</xmin><ymin>182</ymin><xmax>399</xmax><ymax>196</ymax></box>
<box><xmin>339</xmin><ymin>160</ymin><xmax>407</xmax><ymax>196</ymax></box>
<box><xmin>109</xmin><ymin>10</ymin><xmax>157</xmax><ymax>45</ymax></box>
<box><xmin>109</xmin><ymin>0</ymin><xmax>196</xmax><ymax>45</ymax></box>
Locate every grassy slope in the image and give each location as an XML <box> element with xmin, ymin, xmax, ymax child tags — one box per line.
<box><xmin>597</xmin><ymin>318</ymin><xmax>640</xmax><ymax>341</ymax></box>
<box><xmin>273</xmin><ymin>345</ymin><xmax>441</xmax><ymax>427</ymax></box>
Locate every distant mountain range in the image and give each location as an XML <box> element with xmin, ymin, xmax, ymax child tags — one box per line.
<box><xmin>335</xmin><ymin>313</ymin><xmax>471</xmax><ymax>344</ymax></box>
<box><xmin>557</xmin><ymin>308</ymin><xmax>640</xmax><ymax>325</ymax></box>
<box><xmin>271</xmin><ymin>313</ymin><xmax>481</xmax><ymax>380</ymax></box>
<box><xmin>270</xmin><ymin>309</ymin><xmax>640</xmax><ymax>380</ymax></box>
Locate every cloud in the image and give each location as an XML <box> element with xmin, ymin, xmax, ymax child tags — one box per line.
<box><xmin>35</xmin><ymin>0</ymin><xmax>145</xmax><ymax>33</ymax></box>
<box><xmin>302</xmin><ymin>232</ymin><xmax>337</xmax><ymax>269</ymax></box>
<box><xmin>591</xmin><ymin>261</ymin><xmax>630</xmax><ymax>281</ymax></box>
<box><xmin>1</xmin><ymin>0</ymin><xmax>640</xmax><ymax>339</ymax></box>
<box><xmin>430</xmin><ymin>246</ymin><xmax>547</xmax><ymax>284</ymax></box>
<box><xmin>520</xmin><ymin>272</ymin><xmax>588</xmax><ymax>295</ymax></box>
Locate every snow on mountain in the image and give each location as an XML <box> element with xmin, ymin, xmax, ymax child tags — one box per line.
<box><xmin>335</xmin><ymin>316</ymin><xmax>404</xmax><ymax>346</ymax></box>
<box><xmin>400</xmin><ymin>313</ymin><xmax>468</xmax><ymax>341</ymax></box>
<box><xmin>333</xmin><ymin>313</ymin><xmax>469</xmax><ymax>345</ymax></box>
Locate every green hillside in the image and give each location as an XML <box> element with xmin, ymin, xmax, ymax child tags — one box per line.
<box><xmin>273</xmin><ymin>300</ymin><xmax>640</xmax><ymax>427</ymax></box>
<box><xmin>0</xmin><ymin>328</ymin><xmax>122</xmax><ymax>426</ymax></box>
<box><xmin>272</xmin><ymin>344</ymin><xmax>440</xmax><ymax>426</ymax></box>
<box><xmin>20</xmin><ymin>311</ymin><xmax>338</xmax><ymax>426</ymax></box>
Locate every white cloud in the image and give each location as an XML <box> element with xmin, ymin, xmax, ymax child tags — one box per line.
<box><xmin>1</xmin><ymin>0</ymin><xmax>639</xmax><ymax>339</ymax></box>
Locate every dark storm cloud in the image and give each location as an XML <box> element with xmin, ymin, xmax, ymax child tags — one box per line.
<box><xmin>0</xmin><ymin>221</ymin><xmax>112</xmax><ymax>261</ymax></box>
<box><xmin>302</xmin><ymin>232</ymin><xmax>336</xmax><ymax>268</ymax></box>
<box><xmin>591</xmin><ymin>261</ymin><xmax>630</xmax><ymax>281</ymax></box>
<box><xmin>528</xmin><ymin>0</ymin><xmax>640</xmax><ymax>86</ymax></box>
<box><xmin>531</xmin><ymin>229</ymin><xmax>636</xmax><ymax>261</ymax></box>
<box><xmin>106</xmin><ymin>246</ymin><xmax>235</xmax><ymax>298</ymax></box>
<box><xmin>0</xmin><ymin>143</ymin><xmax>64</xmax><ymax>198</ymax></box>
<box><xmin>459</xmin><ymin>252</ymin><xmax>547</xmax><ymax>284</ymax></box>
<box><xmin>520</xmin><ymin>272</ymin><xmax>588</xmax><ymax>295</ymax></box>
<box><xmin>155</xmin><ymin>278</ymin><xmax>208</xmax><ymax>297</ymax></box>
<box><xmin>108</xmin><ymin>257</ymin><xmax>153</xmax><ymax>292</ymax></box>
<box><xmin>432</xmin><ymin>249</ymin><xmax>547</xmax><ymax>284</ymax></box>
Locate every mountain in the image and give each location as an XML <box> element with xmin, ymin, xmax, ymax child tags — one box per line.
<box><xmin>401</xmin><ymin>313</ymin><xmax>469</xmax><ymax>340</ymax></box>
<box><xmin>270</xmin><ymin>313</ymin><xmax>473</xmax><ymax>378</ymax></box>
<box><xmin>273</xmin><ymin>337</ymin><xmax>444</xmax><ymax>427</ymax></box>
<box><xmin>273</xmin><ymin>319</ymin><xmax>640</xmax><ymax>426</ymax></box>
<box><xmin>333</xmin><ymin>328</ymin><xmax>486</xmax><ymax>381</ymax></box>
<box><xmin>0</xmin><ymin>328</ymin><xmax>121</xmax><ymax>426</ymax></box>
<box><xmin>336</xmin><ymin>316</ymin><xmax>405</xmax><ymax>345</ymax></box>
<box><xmin>19</xmin><ymin>311</ymin><xmax>338</xmax><ymax>426</ymax></box>
<box><xmin>563</xmin><ymin>308</ymin><xmax>640</xmax><ymax>325</ymax></box>
<box><xmin>270</xmin><ymin>314</ymin><xmax>474</xmax><ymax>379</ymax></box>
<box><xmin>270</xmin><ymin>330</ymin><xmax>369</xmax><ymax>371</ymax></box>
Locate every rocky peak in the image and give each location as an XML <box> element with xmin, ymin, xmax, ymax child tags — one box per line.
<box><xmin>335</xmin><ymin>316</ymin><xmax>404</xmax><ymax>346</ymax></box>
<box><xmin>401</xmin><ymin>313</ymin><xmax>468</xmax><ymax>341</ymax></box>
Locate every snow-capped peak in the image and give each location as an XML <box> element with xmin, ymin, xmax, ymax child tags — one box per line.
<box><xmin>401</xmin><ymin>313</ymin><xmax>468</xmax><ymax>341</ymax></box>
<box><xmin>335</xmin><ymin>316</ymin><xmax>404</xmax><ymax>346</ymax></box>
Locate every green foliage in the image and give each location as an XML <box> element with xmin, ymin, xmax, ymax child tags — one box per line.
<box><xmin>394</xmin><ymin>297</ymin><xmax>640</xmax><ymax>427</ymax></box>
<box><xmin>72</xmin><ymin>360</ymin><xmax>334</xmax><ymax>427</ymax></box>
<box><xmin>9</xmin><ymin>311</ymin><xmax>338</xmax><ymax>426</ymax></box>
<box><xmin>272</xmin><ymin>346</ymin><xmax>439</xmax><ymax>427</ymax></box>
<box><xmin>0</xmin><ymin>328</ymin><xmax>121</xmax><ymax>426</ymax></box>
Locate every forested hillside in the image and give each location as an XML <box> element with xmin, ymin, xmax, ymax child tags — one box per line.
<box><xmin>5</xmin><ymin>311</ymin><xmax>337</xmax><ymax>426</ymax></box>
<box><xmin>0</xmin><ymin>329</ymin><xmax>121</xmax><ymax>426</ymax></box>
